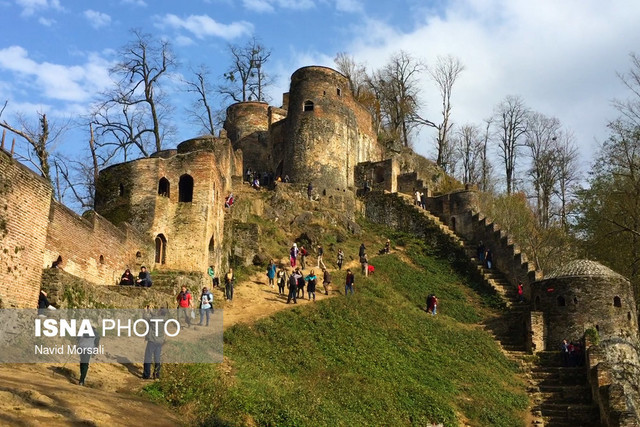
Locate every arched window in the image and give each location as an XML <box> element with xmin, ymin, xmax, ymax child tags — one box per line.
<box><xmin>136</xmin><ymin>251</ymin><xmax>142</xmax><ymax>258</ymax></box>
<box><xmin>303</xmin><ymin>100</ymin><xmax>314</xmax><ymax>112</ymax></box>
<box><xmin>336</xmin><ymin>87</ymin><xmax>342</xmax><ymax>96</ymax></box>
<box><xmin>179</xmin><ymin>174</ymin><xmax>194</xmax><ymax>203</ymax></box>
<box><xmin>451</xmin><ymin>217</ymin><xmax>456</xmax><ymax>232</ymax></box>
<box><xmin>614</xmin><ymin>296</ymin><xmax>622</xmax><ymax>307</ymax></box>
<box><xmin>99</xmin><ymin>255</ymin><xmax>104</xmax><ymax>264</ymax></box>
<box><xmin>158</xmin><ymin>177</ymin><xmax>170</xmax><ymax>197</ymax></box>
<box><xmin>557</xmin><ymin>296</ymin><xmax>566</xmax><ymax>307</ymax></box>
<box><xmin>119</xmin><ymin>183</ymin><xmax>125</xmax><ymax>197</ymax></box>
<box><xmin>155</xmin><ymin>234</ymin><xmax>167</xmax><ymax>264</ymax></box>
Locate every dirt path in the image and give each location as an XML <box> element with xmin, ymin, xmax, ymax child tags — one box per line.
<box><xmin>0</xmin><ymin>362</ymin><xmax>180</xmax><ymax>427</ymax></box>
<box><xmin>0</xmin><ymin>259</ymin><xmax>361</xmax><ymax>427</ymax></box>
<box><xmin>220</xmin><ymin>257</ymin><xmax>360</xmax><ymax>329</ymax></box>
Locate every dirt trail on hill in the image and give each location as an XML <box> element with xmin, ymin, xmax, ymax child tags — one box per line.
<box><xmin>0</xmin><ymin>258</ymin><xmax>361</xmax><ymax>427</ymax></box>
<box><xmin>220</xmin><ymin>256</ymin><xmax>359</xmax><ymax>329</ymax></box>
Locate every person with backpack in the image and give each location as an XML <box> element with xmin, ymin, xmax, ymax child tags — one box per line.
<box><xmin>295</xmin><ymin>268</ymin><xmax>305</xmax><ymax>299</ymax></box>
<box><xmin>299</xmin><ymin>246</ymin><xmax>308</xmax><ymax>269</ymax></box>
<box><xmin>305</xmin><ymin>270</ymin><xmax>317</xmax><ymax>301</ymax></box>
<box><xmin>337</xmin><ymin>249</ymin><xmax>344</xmax><ymax>270</ymax></box>
<box><xmin>345</xmin><ymin>269</ymin><xmax>355</xmax><ymax>295</ymax></box>
<box><xmin>287</xmin><ymin>271</ymin><xmax>298</xmax><ymax>304</ymax></box>
<box><xmin>224</xmin><ymin>269</ymin><xmax>235</xmax><ymax>301</ymax></box>
<box><xmin>177</xmin><ymin>286</ymin><xmax>192</xmax><ymax>327</ymax></box>
<box><xmin>199</xmin><ymin>287</ymin><xmax>214</xmax><ymax>326</ymax></box>
<box><xmin>322</xmin><ymin>267</ymin><xmax>331</xmax><ymax>295</ymax></box>
<box><xmin>316</xmin><ymin>244</ymin><xmax>326</xmax><ymax>269</ymax></box>
<box><xmin>266</xmin><ymin>260</ymin><xmax>277</xmax><ymax>288</ymax></box>
<box><xmin>277</xmin><ymin>267</ymin><xmax>287</xmax><ymax>296</ymax></box>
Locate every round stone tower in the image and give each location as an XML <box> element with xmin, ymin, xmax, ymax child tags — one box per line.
<box><xmin>530</xmin><ymin>260</ymin><xmax>639</xmax><ymax>348</ymax></box>
<box><xmin>284</xmin><ymin>66</ymin><xmax>377</xmax><ymax>191</ymax></box>
<box><xmin>223</xmin><ymin>101</ymin><xmax>270</xmax><ymax>144</ymax></box>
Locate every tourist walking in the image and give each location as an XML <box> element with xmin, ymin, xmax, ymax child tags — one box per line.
<box><xmin>415</xmin><ymin>190</ymin><xmax>421</xmax><ymax>206</ymax></box>
<box><xmin>337</xmin><ymin>249</ymin><xmax>344</xmax><ymax>270</ymax></box>
<box><xmin>316</xmin><ymin>244</ymin><xmax>326</xmax><ymax>269</ymax></box>
<box><xmin>199</xmin><ymin>287</ymin><xmax>213</xmax><ymax>326</ymax></box>
<box><xmin>322</xmin><ymin>267</ymin><xmax>331</xmax><ymax>295</ymax></box>
<box><xmin>517</xmin><ymin>281</ymin><xmax>524</xmax><ymax>303</ymax></box>
<box><xmin>207</xmin><ymin>265</ymin><xmax>215</xmax><ymax>288</ymax></box>
<box><xmin>287</xmin><ymin>272</ymin><xmax>298</xmax><ymax>304</ymax></box>
<box><xmin>267</xmin><ymin>260</ymin><xmax>277</xmax><ymax>288</ymax></box>
<box><xmin>299</xmin><ymin>245</ymin><xmax>308</xmax><ymax>269</ymax></box>
<box><xmin>360</xmin><ymin>252</ymin><xmax>369</xmax><ymax>277</ymax></box>
<box><xmin>359</xmin><ymin>243</ymin><xmax>366</xmax><ymax>258</ymax></box>
<box><xmin>294</xmin><ymin>268</ymin><xmax>305</xmax><ymax>299</ymax></box>
<box><xmin>77</xmin><ymin>325</ymin><xmax>99</xmax><ymax>386</ymax></box>
<box><xmin>143</xmin><ymin>308</ymin><xmax>166</xmax><ymax>380</ymax></box>
<box><xmin>277</xmin><ymin>267</ymin><xmax>287</xmax><ymax>295</ymax></box>
<box><xmin>485</xmin><ymin>249</ymin><xmax>493</xmax><ymax>269</ymax></box>
<box><xmin>224</xmin><ymin>268</ymin><xmax>235</xmax><ymax>301</ymax></box>
<box><xmin>345</xmin><ymin>269</ymin><xmax>355</xmax><ymax>295</ymax></box>
<box><xmin>290</xmin><ymin>243</ymin><xmax>299</xmax><ymax>268</ymax></box>
<box><xmin>177</xmin><ymin>286</ymin><xmax>193</xmax><ymax>326</ymax></box>
<box><xmin>305</xmin><ymin>270</ymin><xmax>317</xmax><ymax>301</ymax></box>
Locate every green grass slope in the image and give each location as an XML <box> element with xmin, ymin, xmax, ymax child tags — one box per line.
<box><xmin>146</xmin><ymin>238</ymin><xmax>528</xmax><ymax>427</ymax></box>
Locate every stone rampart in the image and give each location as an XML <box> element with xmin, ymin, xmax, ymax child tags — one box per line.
<box><xmin>0</xmin><ymin>149</ymin><xmax>52</xmax><ymax>308</ymax></box>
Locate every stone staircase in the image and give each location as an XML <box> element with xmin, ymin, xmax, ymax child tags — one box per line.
<box><xmin>394</xmin><ymin>193</ymin><xmax>602</xmax><ymax>426</ymax></box>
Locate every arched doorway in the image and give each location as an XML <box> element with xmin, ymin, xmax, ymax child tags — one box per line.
<box><xmin>155</xmin><ymin>234</ymin><xmax>167</xmax><ymax>264</ymax></box>
<box><xmin>179</xmin><ymin>174</ymin><xmax>194</xmax><ymax>203</ymax></box>
<box><xmin>208</xmin><ymin>236</ymin><xmax>215</xmax><ymax>266</ymax></box>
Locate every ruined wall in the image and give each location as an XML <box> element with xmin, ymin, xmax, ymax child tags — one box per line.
<box><xmin>355</xmin><ymin>158</ymin><xmax>398</xmax><ymax>193</ymax></box>
<box><xmin>95</xmin><ymin>136</ymin><xmax>240</xmax><ymax>277</ymax></box>
<box><xmin>0</xmin><ymin>149</ymin><xmax>52</xmax><ymax>308</ymax></box>
<box><xmin>284</xmin><ymin>66</ymin><xmax>380</xmax><ymax>191</ymax></box>
<box><xmin>44</xmin><ymin>203</ymin><xmax>152</xmax><ymax>286</ymax></box>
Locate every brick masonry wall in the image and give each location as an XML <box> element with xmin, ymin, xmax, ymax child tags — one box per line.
<box><xmin>44</xmin><ymin>202</ymin><xmax>152</xmax><ymax>286</ymax></box>
<box><xmin>0</xmin><ymin>149</ymin><xmax>52</xmax><ymax>308</ymax></box>
<box><xmin>95</xmin><ymin>137</ymin><xmax>238</xmax><ymax>279</ymax></box>
<box><xmin>284</xmin><ymin>66</ymin><xmax>381</xmax><ymax>191</ymax></box>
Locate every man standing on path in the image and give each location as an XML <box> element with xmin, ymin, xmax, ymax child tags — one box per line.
<box><xmin>299</xmin><ymin>245</ymin><xmax>307</xmax><ymax>269</ymax></box>
<box><xmin>345</xmin><ymin>269</ymin><xmax>355</xmax><ymax>295</ymax></box>
<box><xmin>224</xmin><ymin>268</ymin><xmax>235</xmax><ymax>301</ymax></box>
<box><xmin>287</xmin><ymin>271</ymin><xmax>298</xmax><ymax>304</ymax></box>
<box><xmin>337</xmin><ymin>249</ymin><xmax>344</xmax><ymax>270</ymax></box>
<box><xmin>322</xmin><ymin>267</ymin><xmax>331</xmax><ymax>295</ymax></box>
<box><xmin>177</xmin><ymin>286</ymin><xmax>193</xmax><ymax>327</ymax></box>
<box><xmin>316</xmin><ymin>244</ymin><xmax>326</xmax><ymax>269</ymax></box>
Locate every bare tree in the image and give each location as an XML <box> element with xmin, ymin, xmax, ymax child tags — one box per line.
<box><xmin>219</xmin><ymin>37</ymin><xmax>272</xmax><ymax>103</ymax></box>
<box><xmin>92</xmin><ymin>30</ymin><xmax>176</xmax><ymax>158</ymax></box>
<box><xmin>371</xmin><ymin>51</ymin><xmax>425</xmax><ymax>148</ymax></box>
<box><xmin>334</xmin><ymin>52</ymin><xmax>368</xmax><ymax>99</ymax></box>
<box><xmin>1</xmin><ymin>112</ymin><xmax>67</xmax><ymax>187</ymax></box>
<box><xmin>454</xmin><ymin>124</ymin><xmax>482</xmax><ymax>185</ymax></box>
<box><xmin>417</xmin><ymin>55</ymin><xmax>465</xmax><ymax>170</ymax></box>
<box><xmin>525</xmin><ymin>112</ymin><xmax>561</xmax><ymax>228</ymax></box>
<box><xmin>183</xmin><ymin>65</ymin><xmax>217</xmax><ymax>135</ymax></box>
<box><xmin>494</xmin><ymin>95</ymin><xmax>529</xmax><ymax>194</ymax></box>
<box><xmin>555</xmin><ymin>130</ymin><xmax>580</xmax><ymax>231</ymax></box>
<box><xmin>613</xmin><ymin>52</ymin><xmax>640</xmax><ymax>127</ymax></box>
<box><xmin>479</xmin><ymin>118</ymin><xmax>494</xmax><ymax>192</ymax></box>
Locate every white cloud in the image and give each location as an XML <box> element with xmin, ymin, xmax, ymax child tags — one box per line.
<box><xmin>0</xmin><ymin>46</ymin><xmax>112</xmax><ymax>103</ymax></box>
<box><xmin>241</xmin><ymin>0</ymin><xmax>314</xmax><ymax>13</ymax></box>
<box><xmin>156</xmin><ymin>14</ymin><xmax>253</xmax><ymax>40</ymax></box>
<box><xmin>84</xmin><ymin>9</ymin><xmax>111</xmax><ymax>29</ymax></box>
<box><xmin>14</xmin><ymin>0</ymin><xmax>60</xmax><ymax>16</ymax></box>
<box><xmin>37</xmin><ymin>16</ymin><xmax>54</xmax><ymax>26</ymax></box>
<box><xmin>327</xmin><ymin>0</ymin><xmax>640</xmax><ymax>166</ymax></box>
<box><xmin>175</xmin><ymin>35</ymin><xmax>194</xmax><ymax>47</ymax></box>
<box><xmin>335</xmin><ymin>0</ymin><xmax>362</xmax><ymax>13</ymax></box>
<box><xmin>243</xmin><ymin>0</ymin><xmax>274</xmax><ymax>13</ymax></box>
<box><xmin>121</xmin><ymin>0</ymin><xmax>146</xmax><ymax>6</ymax></box>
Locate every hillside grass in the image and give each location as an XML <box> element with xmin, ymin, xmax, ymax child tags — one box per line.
<box><xmin>144</xmin><ymin>234</ymin><xmax>528</xmax><ymax>426</ymax></box>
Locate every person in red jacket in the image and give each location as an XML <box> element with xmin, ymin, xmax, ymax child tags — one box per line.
<box><xmin>176</xmin><ymin>286</ymin><xmax>192</xmax><ymax>327</ymax></box>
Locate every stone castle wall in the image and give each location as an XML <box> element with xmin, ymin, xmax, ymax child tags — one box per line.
<box><xmin>95</xmin><ymin>136</ymin><xmax>240</xmax><ymax>276</ymax></box>
<box><xmin>44</xmin><ymin>202</ymin><xmax>151</xmax><ymax>287</ymax></box>
<box><xmin>0</xmin><ymin>149</ymin><xmax>52</xmax><ymax>308</ymax></box>
<box><xmin>284</xmin><ymin>66</ymin><xmax>380</xmax><ymax>191</ymax></box>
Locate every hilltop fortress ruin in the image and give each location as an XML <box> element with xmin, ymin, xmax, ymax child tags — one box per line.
<box><xmin>1</xmin><ymin>65</ymin><xmax>640</xmax><ymax>425</ymax></box>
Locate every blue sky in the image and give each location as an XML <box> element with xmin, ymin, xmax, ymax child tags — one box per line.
<box><xmin>2</xmin><ymin>0</ymin><xmax>640</xmax><ymax>189</ymax></box>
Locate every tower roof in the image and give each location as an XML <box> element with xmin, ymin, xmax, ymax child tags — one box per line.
<box><xmin>543</xmin><ymin>259</ymin><xmax>626</xmax><ymax>280</ymax></box>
